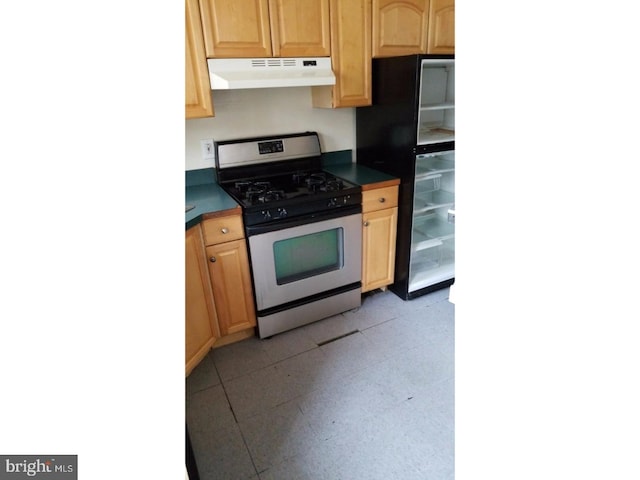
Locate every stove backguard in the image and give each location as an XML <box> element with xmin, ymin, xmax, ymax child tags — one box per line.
<box><xmin>215</xmin><ymin>132</ymin><xmax>323</xmax><ymax>176</ymax></box>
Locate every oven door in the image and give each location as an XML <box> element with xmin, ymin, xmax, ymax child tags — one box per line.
<box><xmin>247</xmin><ymin>207</ymin><xmax>362</xmax><ymax>312</ymax></box>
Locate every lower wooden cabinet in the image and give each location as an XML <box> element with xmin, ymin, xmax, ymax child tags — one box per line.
<box><xmin>185</xmin><ymin>224</ymin><xmax>219</xmax><ymax>375</ymax></box>
<box><xmin>361</xmin><ymin>183</ymin><xmax>399</xmax><ymax>292</ymax></box>
<box><xmin>185</xmin><ymin>213</ymin><xmax>257</xmax><ymax>376</ymax></box>
<box><xmin>205</xmin><ymin>238</ymin><xmax>256</xmax><ymax>336</ymax></box>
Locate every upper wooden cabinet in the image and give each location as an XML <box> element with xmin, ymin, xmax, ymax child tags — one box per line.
<box><xmin>186</xmin><ymin>0</ymin><xmax>214</xmax><ymax>118</ymax></box>
<box><xmin>312</xmin><ymin>0</ymin><xmax>372</xmax><ymax>108</ymax></box>
<box><xmin>427</xmin><ymin>0</ymin><xmax>454</xmax><ymax>54</ymax></box>
<box><xmin>199</xmin><ymin>0</ymin><xmax>272</xmax><ymax>57</ymax></box>
<box><xmin>372</xmin><ymin>0</ymin><xmax>428</xmax><ymax>58</ymax></box>
<box><xmin>189</xmin><ymin>0</ymin><xmax>452</xmax><ymax>110</ymax></box>
<box><xmin>373</xmin><ymin>0</ymin><xmax>454</xmax><ymax>57</ymax></box>
<box><xmin>270</xmin><ymin>0</ymin><xmax>331</xmax><ymax>57</ymax></box>
<box><xmin>198</xmin><ymin>0</ymin><xmax>330</xmax><ymax>58</ymax></box>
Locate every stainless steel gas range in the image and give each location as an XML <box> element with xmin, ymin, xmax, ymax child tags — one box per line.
<box><xmin>215</xmin><ymin>132</ymin><xmax>362</xmax><ymax>338</ymax></box>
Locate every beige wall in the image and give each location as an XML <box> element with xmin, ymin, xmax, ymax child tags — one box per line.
<box><xmin>185</xmin><ymin>87</ymin><xmax>356</xmax><ymax>171</ymax></box>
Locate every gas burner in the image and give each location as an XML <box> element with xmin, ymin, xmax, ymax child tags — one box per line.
<box><xmin>305</xmin><ymin>173</ymin><xmax>327</xmax><ymax>190</ymax></box>
<box><xmin>242</xmin><ymin>181</ymin><xmax>273</xmax><ymax>200</ymax></box>
<box><xmin>292</xmin><ymin>172</ymin><xmax>344</xmax><ymax>192</ymax></box>
<box><xmin>320</xmin><ymin>179</ymin><xmax>345</xmax><ymax>192</ymax></box>
<box><xmin>292</xmin><ymin>172</ymin><xmax>312</xmax><ymax>185</ymax></box>
<box><xmin>235</xmin><ymin>180</ymin><xmax>273</xmax><ymax>194</ymax></box>
<box><xmin>245</xmin><ymin>184</ymin><xmax>267</xmax><ymax>194</ymax></box>
<box><xmin>234</xmin><ymin>181</ymin><xmax>253</xmax><ymax>192</ymax></box>
<box><xmin>248</xmin><ymin>189</ymin><xmax>286</xmax><ymax>204</ymax></box>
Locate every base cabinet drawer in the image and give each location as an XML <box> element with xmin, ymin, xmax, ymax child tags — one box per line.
<box><xmin>362</xmin><ymin>185</ymin><xmax>399</xmax><ymax>212</ymax></box>
<box><xmin>202</xmin><ymin>215</ymin><xmax>244</xmax><ymax>245</ymax></box>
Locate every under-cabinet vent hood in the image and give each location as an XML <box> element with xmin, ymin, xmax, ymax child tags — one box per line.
<box><xmin>208</xmin><ymin>57</ymin><xmax>336</xmax><ymax>90</ymax></box>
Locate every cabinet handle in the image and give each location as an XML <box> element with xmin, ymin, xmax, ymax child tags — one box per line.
<box><xmin>221</xmin><ymin>227</ymin><xmax>229</xmax><ymax>234</ymax></box>
<box><xmin>363</xmin><ymin>221</ymin><xmax>369</xmax><ymax>227</ymax></box>
<box><xmin>378</xmin><ymin>197</ymin><xmax>386</xmax><ymax>203</ymax></box>
<box><xmin>209</xmin><ymin>256</ymin><xmax>216</xmax><ymax>263</ymax></box>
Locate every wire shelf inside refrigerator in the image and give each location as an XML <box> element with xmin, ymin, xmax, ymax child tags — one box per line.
<box><xmin>415</xmin><ymin>173</ymin><xmax>442</xmax><ymax>192</ymax></box>
<box><xmin>415</xmin><ymin>157</ymin><xmax>454</xmax><ymax>178</ymax></box>
<box><xmin>420</xmin><ymin>102</ymin><xmax>454</xmax><ymax>111</ymax></box>
<box><xmin>412</xmin><ymin>213</ymin><xmax>455</xmax><ymax>246</ymax></box>
<box><xmin>413</xmin><ymin>189</ymin><xmax>454</xmax><ymax>213</ymax></box>
<box><xmin>418</xmin><ymin>127</ymin><xmax>455</xmax><ymax>145</ymax></box>
<box><xmin>409</xmin><ymin>261</ymin><xmax>454</xmax><ymax>292</ymax></box>
<box><xmin>408</xmin><ymin>236</ymin><xmax>455</xmax><ymax>292</ymax></box>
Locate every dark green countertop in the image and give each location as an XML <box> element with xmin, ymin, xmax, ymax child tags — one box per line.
<box><xmin>185</xmin><ymin>168</ymin><xmax>240</xmax><ymax>230</ymax></box>
<box><xmin>186</xmin><ymin>160</ymin><xmax>399</xmax><ymax>230</ymax></box>
<box><xmin>324</xmin><ymin>163</ymin><xmax>400</xmax><ymax>190</ymax></box>
<box><xmin>185</xmin><ymin>183</ymin><xmax>241</xmax><ymax>230</ymax></box>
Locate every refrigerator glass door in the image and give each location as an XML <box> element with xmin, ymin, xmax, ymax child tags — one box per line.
<box><xmin>409</xmin><ymin>150</ymin><xmax>455</xmax><ymax>292</ymax></box>
<box><xmin>417</xmin><ymin>59</ymin><xmax>455</xmax><ymax>145</ymax></box>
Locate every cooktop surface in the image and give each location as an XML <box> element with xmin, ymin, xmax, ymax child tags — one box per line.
<box><xmin>222</xmin><ymin>170</ymin><xmax>359</xmax><ymax>207</ymax></box>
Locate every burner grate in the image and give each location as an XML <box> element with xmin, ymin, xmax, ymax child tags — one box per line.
<box><xmin>248</xmin><ymin>189</ymin><xmax>286</xmax><ymax>204</ymax></box>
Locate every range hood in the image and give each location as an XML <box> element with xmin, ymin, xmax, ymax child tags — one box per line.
<box><xmin>207</xmin><ymin>57</ymin><xmax>336</xmax><ymax>90</ymax></box>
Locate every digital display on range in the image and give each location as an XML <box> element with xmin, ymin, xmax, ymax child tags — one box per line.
<box><xmin>258</xmin><ymin>140</ymin><xmax>284</xmax><ymax>155</ymax></box>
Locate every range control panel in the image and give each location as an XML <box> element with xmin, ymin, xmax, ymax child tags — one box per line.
<box><xmin>258</xmin><ymin>140</ymin><xmax>284</xmax><ymax>155</ymax></box>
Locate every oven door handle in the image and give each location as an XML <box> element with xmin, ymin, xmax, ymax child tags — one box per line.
<box><xmin>245</xmin><ymin>204</ymin><xmax>362</xmax><ymax>236</ymax></box>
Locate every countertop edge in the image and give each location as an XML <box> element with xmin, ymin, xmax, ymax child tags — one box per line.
<box><xmin>361</xmin><ymin>178</ymin><xmax>401</xmax><ymax>191</ymax></box>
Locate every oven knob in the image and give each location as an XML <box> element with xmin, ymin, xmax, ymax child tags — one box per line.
<box><xmin>277</xmin><ymin>208</ymin><xmax>288</xmax><ymax>217</ymax></box>
<box><xmin>261</xmin><ymin>210</ymin><xmax>272</xmax><ymax>220</ymax></box>
<box><xmin>328</xmin><ymin>197</ymin><xmax>337</xmax><ymax>207</ymax></box>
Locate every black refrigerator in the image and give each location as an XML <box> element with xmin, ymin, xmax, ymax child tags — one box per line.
<box><xmin>356</xmin><ymin>54</ymin><xmax>454</xmax><ymax>300</ymax></box>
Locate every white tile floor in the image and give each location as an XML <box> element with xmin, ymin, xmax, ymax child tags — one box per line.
<box><xmin>186</xmin><ymin>287</ymin><xmax>454</xmax><ymax>480</ymax></box>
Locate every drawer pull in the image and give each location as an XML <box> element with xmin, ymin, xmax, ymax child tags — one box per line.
<box><xmin>363</xmin><ymin>221</ymin><xmax>369</xmax><ymax>227</ymax></box>
<box><xmin>221</xmin><ymin>227</ymin><xmax>229</xmax><ymax>234</ymax></box>
<box><xmin>209</xmin><ymin>256</ymin><xmax>217</xmax><ymax>263</ymax></box>
<box><xmin>378</xmin><ymin>197</ymin><xmax>386</xmax><ymax>203</ymax></box>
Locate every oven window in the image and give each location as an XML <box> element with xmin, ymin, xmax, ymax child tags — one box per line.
<box><xmin>273</xmin><ymin>228</ymin><xmax>343</xmax><ymax>285</ymax></box>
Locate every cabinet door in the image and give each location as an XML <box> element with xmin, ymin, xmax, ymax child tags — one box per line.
<box><xmin>427</xmin><ymin>0</ymin><xmax>454</xmax><ymax>54</ymax></box>
<box><xmin>206</xmin><ymin>239</ymin><xmax>257</xmax><ymax>336</ymax></box>
<box><xmin>362</xmin><ymin>207</ymin><xmax>398</xmax><ymax>292</ymax></box>
<box><xmin>269</xmin><ymin>0</ymin><xmax>331</xmax><ymax>57</ymax></box>
<box><xmin>312</xmin><ymin>0</ymin><xmax>372</xmax><ymax>108</ymax></box>
<box><xmin>372</xmin><ymin>0</ymin><xmax>428</xmax><ymax>58</ymax></box>
<box><xmin>186</xmin><ymin>0</ymin><xmax>214</xmax><ymax>118</ymax></box>
<box><xmin>199</xmin><ymin>0</ymin><xmax>272</xmax><ymax>57</ymax></box>
<box><xmin>186</xmin><ymin>226</ymin><xmax>219</xmax><ymax>376</ymax></box>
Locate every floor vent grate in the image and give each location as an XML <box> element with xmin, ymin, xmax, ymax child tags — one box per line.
<box><xmin>316</xmin><ymin>330</ymin><xmax>359</xmax><ymax>347</ymax></box>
